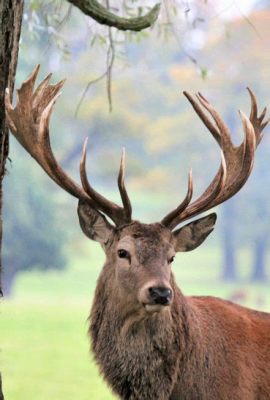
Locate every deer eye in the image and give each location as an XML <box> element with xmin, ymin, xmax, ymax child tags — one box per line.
<box><xmin>168</xmin><ymin>256</ymin><xmax>175</xmax><ymax>264</ymax></box>
<box><xmin>118</xmin><ymin>249</ymin><xmax>130</xmax><ymax>259</ymax></box>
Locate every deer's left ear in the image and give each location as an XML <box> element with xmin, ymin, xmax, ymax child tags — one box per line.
<box><xmin>173</xmin><ymin>213</ymin><xmax>217</xmax><ymax>252</ymax></box>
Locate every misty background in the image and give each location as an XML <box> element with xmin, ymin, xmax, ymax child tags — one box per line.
<box><xmin>2</xmin><ymin>1</ymin><xmax>270</xmax><ymax>399</ymax></box>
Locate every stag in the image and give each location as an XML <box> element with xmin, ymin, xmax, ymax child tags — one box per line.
<box><xmin>5</xmin><ymin>66</ymin><xmax>270</xmax><ymax>399</ymax></box>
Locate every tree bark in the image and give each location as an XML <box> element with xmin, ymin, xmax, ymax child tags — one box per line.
<box><xmin>0</xmin><ymin>374</ymin><xmax>3</xmax><ymax>400</ymax></box>
<box><xmin>67</xmin><ymin>0</ymin><xmax>160</xmax><ymax>31</ymax></box>
<box><xmin>0</xmin><ymin>1</ymin><xmax>24</xmax><ymax>398</ymax></box>
<box><xmin>0</xmin><ymin>0</ymin><xmax>24</xmax><ymax>288</ymax></box>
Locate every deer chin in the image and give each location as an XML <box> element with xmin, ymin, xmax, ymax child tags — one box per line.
<box><xmin>144</xmin><ymin>303</ymin><xmax>169</xmax><ymax>313</ymax></box>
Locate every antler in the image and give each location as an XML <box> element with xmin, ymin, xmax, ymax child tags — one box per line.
<box><xmin>5</xmin><ymin>65</ymin><xmax>132</xmax><ymax>226</ymax></box>
<box><xmin>161</xmin><ymin>89</ymin><xmax>269</xmax><ymax>230</ymax></box>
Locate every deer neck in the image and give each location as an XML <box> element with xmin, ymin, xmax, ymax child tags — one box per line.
<box><xmin>89</xmin><ymin>263</ymin><xmax>209</xmax><ymax>399</ymax></box>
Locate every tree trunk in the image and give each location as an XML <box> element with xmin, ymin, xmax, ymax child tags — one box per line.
<box><xmin>251</xmin><ymin>236</ymin><xmax>268</xmax><ymax>282</ymax></box>
<box><xmin>0</xmin><ymin>374</ymin><xmax>3</xmax><ymax>400</ymax></box>
<box><xmin>0</xmin><ymin>1</ymin><xmax>24</xmax><ymax>398</ymax></box>
<box><xmin>222</xmin><ymin>201</ymin><xmax>237</xmax><ymax>281</ymax></box>
<box><xmin>0</xmin><ymin>0</ymin><xmax>23</xmax><ymax>287</ymax></box>
<box><xmin>2</xmin><ymin>262</ymin><xmax>17</xmax><ymax>297</ymax></box>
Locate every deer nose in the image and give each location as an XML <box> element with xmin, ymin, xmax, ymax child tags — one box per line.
<box><xmin>149</xmin><ymin>287</ymin><xmax>172</xmax><ymax>305</ymax></box>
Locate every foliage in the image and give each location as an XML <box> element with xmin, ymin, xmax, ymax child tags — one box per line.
<box><xmin>2</xmin><ymin>140</ymin><xmax>67</xmax><ymax>295</ymax></box>
<box><xmin>21</xmin><ymin>0</ymin><xmax>227</xmax><ymax>110</ymax></box>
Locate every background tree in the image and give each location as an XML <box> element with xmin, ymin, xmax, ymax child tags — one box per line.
<box><xmin>0</xmin><ymin>3</ymin><xmax>23</xmax><ymax>397</ymax></box>
<box><xmin>2</xmin><ymin>155</ymin><xmax>66</xmax><ymax>296</ymax></box>
<box><xmin>0</xmin><ymin>0</ymin><xmax>24</xmax><ymax>294</ymax></box>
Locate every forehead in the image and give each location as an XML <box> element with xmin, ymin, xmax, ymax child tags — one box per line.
<box><xmin>116</xmin><ymin>222</ymin><xmax>173</xmax><ymax>255</ymax></box>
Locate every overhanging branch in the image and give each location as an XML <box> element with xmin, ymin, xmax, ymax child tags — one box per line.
<box><xmin>67</xmin><ymin>0</ymin><xmax>160</xmax><ymax>31</ymax></box>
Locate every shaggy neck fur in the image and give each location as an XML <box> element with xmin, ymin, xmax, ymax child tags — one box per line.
<box><xmin>89</xmin><ymin>262</ymin><xmax>211</xmax><ymax>400</ymax></box>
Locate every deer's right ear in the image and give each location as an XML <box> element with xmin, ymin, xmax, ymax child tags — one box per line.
<box><xmin>77</xmin><ymin>201</ymin><xmax>115</xmax><ymax>246</ymax></box>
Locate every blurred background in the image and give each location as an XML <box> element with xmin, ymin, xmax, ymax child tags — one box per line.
<box><xmin>1</xmin><ymin>0</ymin><xmax>270</xmax><ymax>399</ymax></box>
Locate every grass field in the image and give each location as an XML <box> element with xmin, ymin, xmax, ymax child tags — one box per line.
<box><xmin>1</xmin><ymin>240</ymin><xmax>270</xmax><ymax>400</ymax></box>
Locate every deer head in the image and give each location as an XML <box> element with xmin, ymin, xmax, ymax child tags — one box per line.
<box><xmin>5</xmin><ymin>66</ymin><xmax>269</xmax><ymax>313</ymax></box>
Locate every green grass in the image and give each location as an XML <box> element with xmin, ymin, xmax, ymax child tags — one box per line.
<box><xmin>1</xmin><ymin>241</ymin><xmax>270</xmax><ymax>399</ymax></box>
<box><xmin>1</xmin><ymin>300</ymin><xmax>115</xmax><ymax>400</ymax></box>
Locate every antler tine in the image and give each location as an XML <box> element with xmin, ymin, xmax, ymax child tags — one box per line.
<box><xmin>38</xmin><ymin>95</ymin><xmax>92</xmax><ymax>199</ymax></box>
<box><xmin>16</xmin><ymin>64</ymin><xmax>40</xmax><ymax>106</ymax></box>
<box><xmin>161</xmin><ymin>90</ymin><xmax>268</xmax><ymax>230</ymax></box>
<box><xmin>33</xmin><ymin>73</ymin><xmax>65</xmax><ymax>121</ymax></box>
<box><xmin>118</xmin><ymin>148</ymin><xmax>132</xmax><ymax>222</ymax></box>
<box><xmin>183</xmin><ymin>91</ymin><xmax>221</xmax><ymax>145</ymax></box>
<box><xmin>80</xmin><ymin>140</ymin><xmax>132</xmax><ymax>225</ymax></box>
<box><xmin>162</xmin><ymin>152</ymin><xmax>227</xmax><ymax>229</ymax></box>
<box><xmin>5</xmin><ymin>67</ymin><xmax>89</xmax><ymax>201</ymax></box>
<box><xmin>247</xmin><ymin>87</ymin><xmax>269</xmax><ymax>145</ymax></box>
<box><xmin>248</xmin><ymin>87</ymin><xmax>258</xmax><ymax>122</ymax></box>
<box><xmin>196</xmin><ymin>92</ymin><xmax>233</xmax><ymax>156</ymax></box>
<box><xmin>161</xmin><ymin>169</ymin><xmax>193</xmax><ymax>228</ymax></box>
<box><xmin>6</xmin><ymin>66</ymin><xmax>133</xmax><ymax>227</ymax></box>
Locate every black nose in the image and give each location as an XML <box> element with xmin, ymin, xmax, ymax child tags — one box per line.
<box><xmin>149</xmin><ymin>287</ymin><xmax>172</xmax><ymax>305</ymax></box>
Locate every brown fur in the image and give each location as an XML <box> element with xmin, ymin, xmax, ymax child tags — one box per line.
<box><xmin>87</xmin><ymin>222</ymin><xmax>270</xmax><ymax>400</ymax></box>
